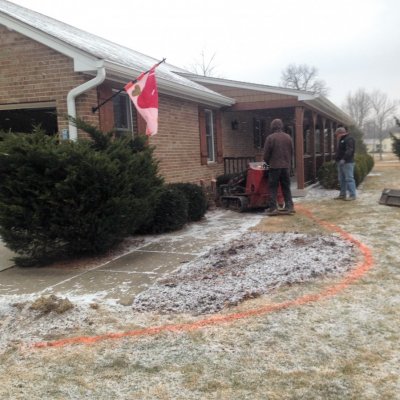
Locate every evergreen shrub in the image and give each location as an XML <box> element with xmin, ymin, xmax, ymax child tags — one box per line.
<box><xmin>0</xmin><ymin>123</ymin><xmax>163</xmax><ymax>266</ymax></box>
<box><xmin>317</xmin><ymin>161</ymin><xmax>339</xmax><ymax>189</ymax></box>
<box><xmin>391</xmin><ymin>117</ymin><xmax>400</xmax><ymax>160</ymax></box>
<box><xmin>354</xmin><ymin>154</ymin><xmax>367</xmax><ymax>186</ymax></box>
<box><xmin>391</xmin><ymin>133</ymin><xmax>400</xmax><ymax>160</ymax></box>
<box><xmin>365</xmin><ymin>153</ymin><xmax>375</xmax><ymax>172</ymax></box>
<box><xmin>317</xmin><ymin>153</ymin><xmax>375</xmax><ymax>190</ymax></box>
<box><xmin>168</xmin><ymin>183</ymin><xmax>207</xmax><ymax>221</ymax></box>
<box><xmin>140</xmin><ymin>185</ymin><xmax>188</xmax><ymax>233</ymax></box>
<box><xmin>105</xmin><ymin>136</ymin><xmax>164</xmax><ymax>234</ymax></box>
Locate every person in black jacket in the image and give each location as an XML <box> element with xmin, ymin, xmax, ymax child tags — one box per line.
<box><xmin>263</xmin><ymin>118</ymin><xmax>295</xmax><ymax>214</ymax></box>
<box><xmin>334</xmin><ymin>127</ymin><xmax>356</xmax><ymax>201</ymax></box>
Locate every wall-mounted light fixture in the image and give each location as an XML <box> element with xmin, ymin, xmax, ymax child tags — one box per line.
<box><xmin>231</xmin><ymin>119</ymin><xmax>239</xmax><ymax>130</ymax></box>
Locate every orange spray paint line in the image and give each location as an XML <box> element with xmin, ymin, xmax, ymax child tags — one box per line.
<box><xmin>32</xmin><ymin>206</ymin><xmax>374</xmax><ymax>349</ymax></box>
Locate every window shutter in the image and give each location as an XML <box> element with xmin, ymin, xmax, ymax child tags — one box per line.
<box><xmin>199</xmin><ymin>108</ymin><xmax>208</xmax><ymax>165</ymax></box>
<box><xmin>97</xmin><ymin>85</ymin><xmax>114</xmax><ymax>132</ymax></box>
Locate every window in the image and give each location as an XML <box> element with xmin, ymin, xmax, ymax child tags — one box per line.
<box><xmin>253</xmin><ymin>118</ymin><xmax>266</xmax><ymax>149</ymax></box>
<box><xmin>199</xmin><ymin>108</ymin><xmax>222</xmax><ymax>165</ymax></box>
<box><xmin>0</xmin><ymin>104</ymin><xmax>57</xmax><ymax>135</ymax></box>
<box><xmin>205</xmin><ymin>109</ymin><xmax>215</xmax><ymax>162</ymax></box>
<box><xmin>112</xmin><ymin>91</ymin><xmax>135</xmax><ymax>138</ymax></box>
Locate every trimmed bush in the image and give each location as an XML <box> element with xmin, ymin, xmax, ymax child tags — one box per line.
<box><xmin>0</xmin><ymin>133</ymin><xmax>125</xmax><ymax>265</ymax></box>
<box><xmin>0</xmin><ymin>123</ymin><xmax>163</xmax><ymax>266</ymax></box>
<box><xmin>103</xmin><ymin>136</ymin><xmax>164</xmax><ymax>234</ymax></box>
<box><xmin>365</xmin><ymin>153</ymin><xmax>375</xmax><ymax>172</ymax></box>
<box><xmin>317</xmin><ymin>153</ymin><xmax>375</xmax><ymax>190</ymax></box>
<box><xmin>317</xmin><ymin>161</ymin><xmax>339</xmax><ymax>190</ymax></box>
<box><xmin>168</xmin><ymin>183</ymin><xmax>207</xmax><ymax>221</ymax></box>
<box><xmin>354</xmin><ymin>154</ymin><xmax>367</xmax><ymax>186</ymax></box>
<box><xmin>140</xmin><ymin>186</ymin><xmax>188</xmax><ymax>233</ymax></box>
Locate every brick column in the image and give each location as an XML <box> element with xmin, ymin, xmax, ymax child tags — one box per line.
<box><xmin>295</xmin><ymin>106</ymin><xmax>305</xmax><ymax>189</ymax></box>
<box><xmin>321</xmin><ymin>117</ymin><xmax>326</xmax><ymax>163</ymax></box>
<box><xmin>311</xmin><ymin>112</ymin><xmax>317</xmax><ymax>182</ymax></box>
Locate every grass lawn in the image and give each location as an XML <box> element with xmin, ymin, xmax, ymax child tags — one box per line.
<box><xmin>0</xmin><ymin>155</ymin><xmax>399</xmax><ymax>400</ymax></box>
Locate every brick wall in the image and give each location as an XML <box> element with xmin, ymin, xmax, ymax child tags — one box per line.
<box><xmin>222</xmin><ymin>110</ymin><xmax>268</xmax><ymax>161</ymax></box>
<box><xmin>149</xmin><ymin>94</ymin><xmax>225</xmax><ymax>183</ymax></box>
<box><xmin>0</xmin><ymin>27</ymin><xmax>225</xmax><ymax>184</ymax></box>
<box><xmin>0</xmin><ymin>26</ymin><xmax>99</xmax><ymax>137</ymax></box>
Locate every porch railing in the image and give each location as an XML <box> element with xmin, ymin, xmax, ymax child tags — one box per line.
<box><xmin>223</xmin><ymin>157</ymin><xmax>256</xmax><ymax>175</ymax></box>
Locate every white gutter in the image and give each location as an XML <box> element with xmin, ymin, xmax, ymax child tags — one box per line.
<box><xmin>67</xmin><ymin>63</ymin><xmax>106</xmax><ymax>140</ymax></box>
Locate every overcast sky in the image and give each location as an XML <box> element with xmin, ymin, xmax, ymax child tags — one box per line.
<box><xmin>8</xmin><ymin>0</ymin><xmax>400</xmax><ymax>109</ymax></box>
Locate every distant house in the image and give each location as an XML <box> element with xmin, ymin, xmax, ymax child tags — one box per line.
<box><xmin>364</xmin><ymin>139</ymin><xmax>380</xmax><ymax>153</ymax></box>
<box><xmin>364</xmin><ymin>135</ymin><xmax>400</xmax><ymax>153</ymax></box>
<box><xmin>0</xmin><ymin>0</ymin><xmax>352</xmax><ymax>189</ymax></box>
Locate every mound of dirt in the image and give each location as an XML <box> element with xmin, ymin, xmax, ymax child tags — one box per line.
<box><xmin>132</xmin><ymin>231</ymin><xmax>357</xmax><ymax>315</ymax></box>
<box><xmin>28</xmin><ymin>295</ymin><xmax>74</xmax><ymax>315</ymax></box>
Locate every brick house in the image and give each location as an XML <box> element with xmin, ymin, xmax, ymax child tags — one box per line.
<box><xmin>181</xmin><ymin>74</ymin><xmax>354</xmax><ymax>188</ymax></box>
<box><xmin>0</xmin><ymin>0</ymin><xmax>352</xmax><ymax>189</ymax></box>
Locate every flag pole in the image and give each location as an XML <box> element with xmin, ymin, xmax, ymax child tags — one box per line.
<box><xmin>92</xmin><ymin>58</ymin><xmax>166</xmax><ymax>113</ymax></box>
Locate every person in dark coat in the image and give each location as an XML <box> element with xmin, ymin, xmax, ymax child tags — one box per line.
<box><xmin>334</xmin><ymin>127</ymin><xmax>356</xmax><ymax>201</ymax></box>
<box><xmin>263</xmin><ymin>118</ymin><xmax>295</xmax><ymax>215</ymax></box>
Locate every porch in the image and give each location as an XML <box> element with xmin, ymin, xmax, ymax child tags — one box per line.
<box><xmin>183</xmin><ymin>74</ymin><xmax>353</xmax><ymax>190</ymax></box>
<box><xmin>222</xmin><ymin>105</ymin><xmax>343</xmax><ymax>189</ymax></box>
<box><xmin>223</xmin><ymin>156</ymin><xmax>307</xmax><ymax>198</ymax></box>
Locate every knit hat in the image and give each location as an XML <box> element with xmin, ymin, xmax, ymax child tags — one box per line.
<box><xmin>335</xmin><ymin>127</ymin><xmax>347</xmax><ymax>135</ymax></box>
<box><xmin>270</xmin><ymin>119</ymin><xmax>283</xmax><ymax>132</ymax></box>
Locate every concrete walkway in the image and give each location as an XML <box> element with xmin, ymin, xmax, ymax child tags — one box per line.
<box><xmin>0</xmin><ymin>241</ymin><xmax>15</xmax><ymax>272</ymax></box>
<box><xmin>0</xmin><ymin>209</ymin><xmax>264</xmax><ymax>305</ymax></box>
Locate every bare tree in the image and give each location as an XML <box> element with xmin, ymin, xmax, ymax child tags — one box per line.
<box><xmin>279</xmin><ymin>64</ymin><xmax>329</xmax><ymax>96</ymax></box>
<box><xmin>188</xmin><ymin>50</ymin><xmax>218</xmax><ymax>77</ymax></box>
<box><xmin>342</xmin><ymin>88</ymin><xmax>371</xmax><ymax>130</ymax></box>
<box><xmin>368</xmin><ymin>90</ymin><xmax>399</xmax><ymax>160</ymax></box>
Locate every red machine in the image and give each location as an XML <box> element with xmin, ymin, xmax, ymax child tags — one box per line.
<box><xmin>219</xmin><ymin>162</ymin><xmax>284</xmax><ymax>212</ymax></box>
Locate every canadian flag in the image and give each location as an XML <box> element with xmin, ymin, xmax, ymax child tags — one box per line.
<box><xmin>125</xmin><ymin>65</ymin><xmax>158</xmax><ymax>136</ymax></box>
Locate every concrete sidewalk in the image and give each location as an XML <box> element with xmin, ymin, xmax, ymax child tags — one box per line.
<box><xmin>0</xmin><ymin>183</ymin><xmax>308</xmax><ymax>301</ymax></box>
<box><xmin>0</xmin><ymin>209</ymin><xmax>264</xmax><ymax>305</ymax></box>
<box><xmin>0</xmin><ymin>241</ymin><xmax>15</xmax><ymax>272</ymax></box>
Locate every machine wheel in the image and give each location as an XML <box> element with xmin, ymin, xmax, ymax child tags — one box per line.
<box><xmin>237</xmin><ymin>196</ymin><xmax>249</xmax><ymax>212</ymax></box>
<box><xmin>221</xmin><ymin>198</ymin><xmax>229</xmax><ymax>209</ymax></box>
<box><xmin>220</xmin><ymin>196</ymin><xmax>249</xmax><ymax>212</ymax></box>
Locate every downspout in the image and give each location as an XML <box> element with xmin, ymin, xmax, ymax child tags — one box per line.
<box><xmin>67</xmin><ymin>62</ymin><xmax>106</xmax><ymax>140</ymax></box>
